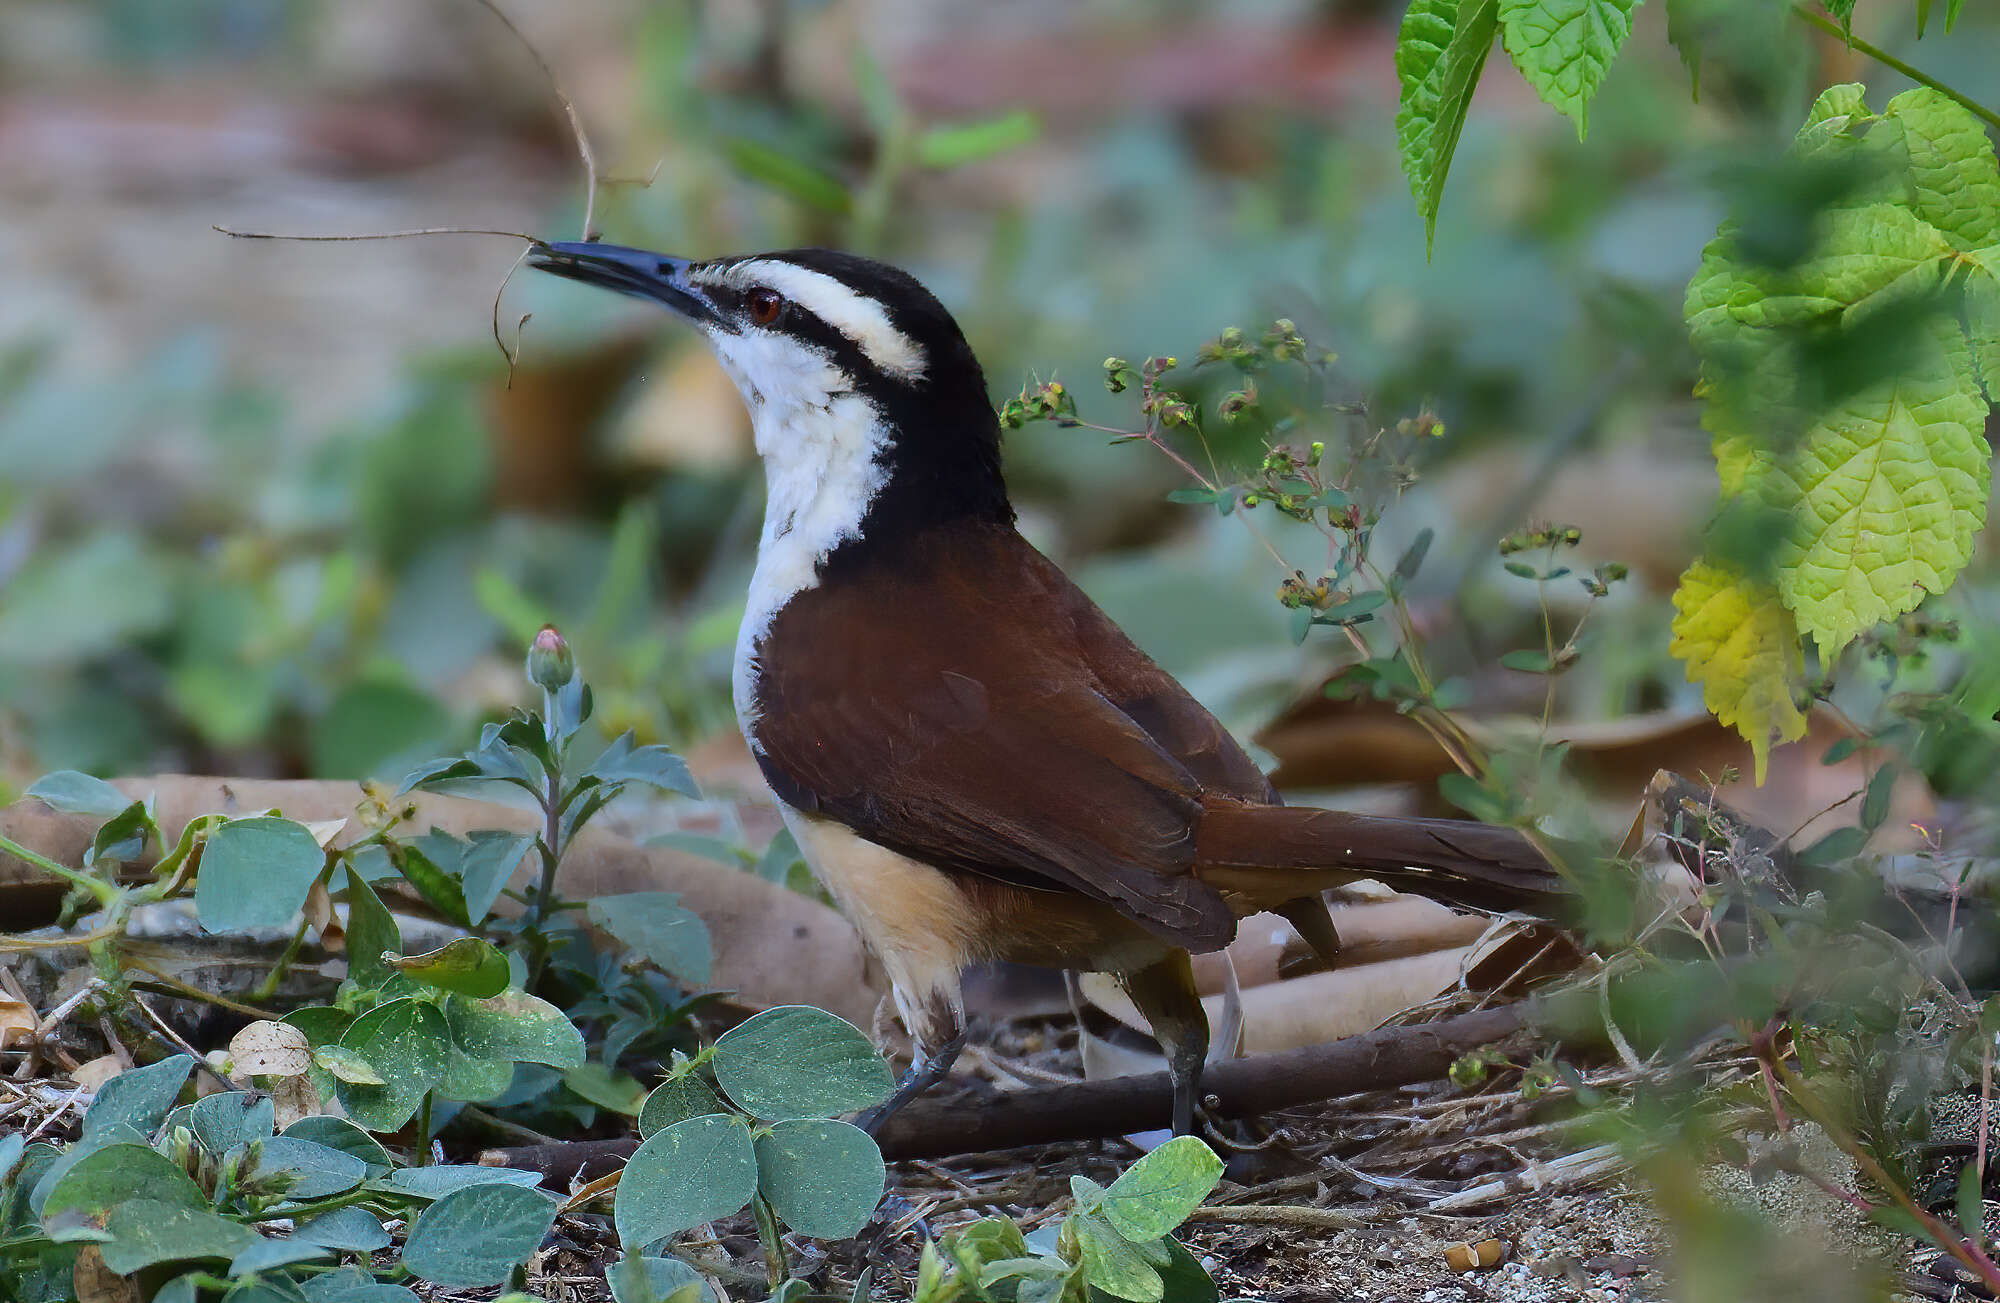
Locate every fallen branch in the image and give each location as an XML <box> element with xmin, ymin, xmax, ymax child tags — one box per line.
<box><xmin>480</xmin><ymin>1003</ymin><xmax>1531</xmax><ymax>1176</ymax></box>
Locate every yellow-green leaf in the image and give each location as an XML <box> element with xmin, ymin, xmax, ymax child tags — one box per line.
<box><xmin>1396</xmin><ymin>0</ymin><xmax>1500</xmax><ymax>252</ymax></box>
<box><xmin>1669</xmin><ymin>561</ymin><xmax>1808</xmax><ymax>783</ymax></box>
<box><xmin>1497</xmin><ymin>0</ymin><xmax>1639</xmax><ymax>137</ymax></box>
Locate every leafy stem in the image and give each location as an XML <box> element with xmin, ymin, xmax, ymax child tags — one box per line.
<box><xmin>0</xmin><ymin>831</ymin><xmax>119</xmax><ymax>908</ymax></box>
<box><xmin>751</xmin><ymin>1193</ymin><xmax>790</xmax><ymax>1292</ymax></box>
<box><xmin>1788</xmin><ymin>5</ymin><xmax>2000</xmax><ymax>133</ymax></box>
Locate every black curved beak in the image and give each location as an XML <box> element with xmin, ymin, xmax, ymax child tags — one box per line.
<box><xmin>526</xmin><ymin>241</ymin><xmax>727</xmax><ymax>328</ymax></box>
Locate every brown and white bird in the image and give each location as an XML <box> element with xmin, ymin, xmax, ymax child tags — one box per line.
<box><xmin>528</xmin><ymin>242</ymin><xmax>1562</xmax><ymax>1133</ymax></box>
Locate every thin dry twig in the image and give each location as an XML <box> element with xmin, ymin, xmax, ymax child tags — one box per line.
<box><xmin>465</xmin><ymin>0</ymin><xmax>600</xmax><ymax>241</ymax></box>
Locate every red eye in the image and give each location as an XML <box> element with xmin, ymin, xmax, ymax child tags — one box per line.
<box><xmin>747</xmin><ymin>288</ymin><xmax>784</xmax><ymax>325</ymax></box>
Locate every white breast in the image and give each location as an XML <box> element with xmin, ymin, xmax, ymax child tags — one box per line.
<box><xmin>706</xmin><ymin>327</ymin><xmax>893</xmax><ymax>745</ymax></box>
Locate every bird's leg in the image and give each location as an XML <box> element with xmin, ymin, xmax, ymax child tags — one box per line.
<box><xmin>855</xmin><ymin>998</ymin><xmax>967</xmax><ymax>1137</ymax></box>
<box><xmin>1119</xmin><ymin>952</ymin><xmax>1209</xmax><ymax>1137</ymax></box>
<box><xmin>1277</xmin><ymin>896</ymin><xmax>1343</xmax><ymax>971</ymax></box>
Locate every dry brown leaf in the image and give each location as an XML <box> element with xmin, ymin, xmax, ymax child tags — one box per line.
<box><xmin>229</xmin><ymin>1019</ymin><xmax>311</xmax><ymax>1077</ymax></box>
<box><xmin>71</xmin><ymin>1054</ymin><xmax>126</xmax><ymax>1093</ymax></box>
<box><xmin>0</xmin><ymin>998</ymin><xmax>34</xmax><ymax>1048</ymax></box>
<box><xmin>269</xmin><ymin>1071</ymin><xmax>325</xmax><ymax>1129</ymax></box>
<box><xmin>73</xmin><ymin>1245</ymin><xmax>142</xmax><ymax>1303</ymax></box>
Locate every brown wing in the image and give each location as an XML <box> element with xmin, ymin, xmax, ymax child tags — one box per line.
<box><xmin>748</xmin><ymin>522</ymin><xmax>1244</xmax><ymax>950</ymax></box>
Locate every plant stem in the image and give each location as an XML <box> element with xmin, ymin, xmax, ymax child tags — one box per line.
<box><xmin>751</xmin><ymin>1194</ymin><xmax>789</xmax><ymax>1292</ymax></box>
<box><xmin>1790</xmin><ymin>5</ymin><xmax>2000</xmax><ymax>133</ymax></box>
<box><xmin>0</xmin><ymin>832</ymin><xmax>119</xmax><ymax>907</ymax></box>
<box><xmin>414</xmin><ymin>1091</ymin><xmax>435</xmax><ymax>1167</ymax></box>
<box><xmin>253</xmin><ymin>914</ymin><xmax>314</xmax><ymax>1004</ymax></box>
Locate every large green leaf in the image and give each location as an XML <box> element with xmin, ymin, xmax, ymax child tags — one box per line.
<box><xmin>82</xmin><ymin>1054</ymin><xmax>193</xmax><ymax>1138</ymax></box>
<box><xmin>753</xmin><ymin>1119</ymin><xmax>886</xmax><ymax>1239</ymax></box>
<box><xmin>99</xmin><ymin>1200</ymin><xmax>261</xmax><ymax>1275</ymax></box>
<box><xmin>340</xmin><ymin>869</ymin><xmax>400</xmax><ymax>990</ymax></box>
<box><xmin>1098</xmin><ymin>1136</ymin><xmax>1224</xmax><ymax>1242</ymax></box>
<box><xmin>280</xmin><ymin>1117</ymin><xmax>391</xmax><ymax>1175</ymax></box>
<box><xmin>245</xmin><ymin>1136</ymin><xmax>368</xmax><ymax>1200</ymax></box>
<box><xmin>712</xmin><ymin>1006</ymin><xmax>893</xmax><ymax>1120</ymax></box>
<box><xmin>332</xmin><ymin>998</ymin><xmax>450</xmax><ymax>1132</ymax></box>
<box><xmin>587</xmin><ymin>893</ymin><xmax>712</xmax><ymax>986</ymax></box>
<box><xmin>25</xmin><ymin>770</ymin><xmax>131</xmax><ymax>816</ymax></box>
<box><xmin>614</xmin><ymin>1115</ymin><xmax>759</xmax><ymax>1248</ymax></box>
<box><xmin>293</xmin><ymin>1207</ymin><xmax>391</xmax><ymax>1253</ymax></box>
<box><xmin>401</xmin><ymin>1182</ymin><xmax>556</xmax><ymax>1287</ymax></box>
<box><xmin>1395</xmin><ymin>0</ymin><xmax>1500</xmax><ymax>252</ymax></box>
<box><xmin>1071</xmin><ymin>1211</ymin><xmax>1162</xmax><ymax>1303</ymax></box>
<box><xmin>1497</xmin><ymin>0</ymin><xmax>1638</xmax><ymax>136</ymax></box>
<box><xmin>443</xmin><ymin>989</ymin><xmax>586</xmax><ymax>1069</ymax></box>
<box><xmin>188</xmin><ymin>1092</ymin><xmax>275</xmax><ymax>1153</ymax></box>
<box><xmin>378</xmin><ymin>1165</ymin><xmax>544</xmax><ymax>1199</ymax></box>
<box><xmin>1885</xmin><ymin>89</ymin><xmax>2000</xmax><ymax>249</ymax></box>
<box><xmin>389</xmin><ymin>938</ymin><xmax>510</xmax><ymax>998</ymax></box>
<box><xmin>196</xmin><ymin>817</ymin><xmax>327</xmax><ymax>934</ymax></box>
<box><xmin>42</xmin><ymin>1145</ymin><xmax>205</xmax><ymax>1221</ymax></box>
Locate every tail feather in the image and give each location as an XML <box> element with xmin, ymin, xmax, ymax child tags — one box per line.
<box><xmin>1193</xmin><ymin>799</ymin><xmax>1566</xmax><ymax>916</ymax></box>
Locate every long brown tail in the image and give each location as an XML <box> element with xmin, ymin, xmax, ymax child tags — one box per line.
<box><xmin>1192</xmin><ymin>799</ymin><xmax>1568</xmax><ymax>916</ymax></box>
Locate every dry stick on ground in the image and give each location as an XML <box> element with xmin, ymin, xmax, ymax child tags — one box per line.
<box><xmin>479</xmin><ymin>1004</ymin><xmax>1531</xmax><ymax>1181</ymax></box>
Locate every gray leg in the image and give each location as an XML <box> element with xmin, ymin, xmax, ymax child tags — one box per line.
<box><xmin>856</xmin><ymin>1002</ymin><xmax>967</xmax><ymax>1136</ymax></box>
<box><xmin>1120</xmin><ymin>952</ymin><xmax>1210</xmax><ymax>1137</ymax></box>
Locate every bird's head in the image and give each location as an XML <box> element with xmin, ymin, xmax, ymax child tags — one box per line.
<box><xmin>528</xmin><ymin>242</ymin><xmax>1011</xmax><ymax>542</ymax></box>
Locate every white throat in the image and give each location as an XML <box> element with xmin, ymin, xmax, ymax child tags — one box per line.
<box><xmin>706</xmin><ymin>327</ymin><xmax>893</xmax><ymax>745</ymax></box>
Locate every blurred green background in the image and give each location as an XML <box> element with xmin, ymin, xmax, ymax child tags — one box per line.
<box><xmin>1</xmin><ymin>0</ymin><xmax>1995</xmax><ymax>807</ymax></box>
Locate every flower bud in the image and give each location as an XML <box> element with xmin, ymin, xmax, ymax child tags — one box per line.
<box><xmin>527</xmin><ymin>624</ymin><xmax>574</xmax><ymax>691</ymax></box>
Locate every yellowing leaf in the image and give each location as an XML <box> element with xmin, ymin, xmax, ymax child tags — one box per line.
<box><xmin>1669</xmin><ymin>561</ymin><xmax>1808</xmax><ymax>783</ymax></box>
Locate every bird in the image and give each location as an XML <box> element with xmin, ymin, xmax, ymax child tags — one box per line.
<box><xmin>527</xmin><ymin>241</ymin><xmax>1565</xmax><ymax>1135</ymax></box>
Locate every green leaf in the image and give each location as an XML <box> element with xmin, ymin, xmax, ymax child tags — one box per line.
<box><xmin>1394</xmin><ymin>528</ymin><xmax>1434</xmax><ymax>582</ymax></box>
<box><xmin>916</xmin><ymin>110</ymin><xmax>1040</xmax><ymax>168</ymax></box>
<box><xmin>614</xmin><ymin>1115</ymin><xmax>760</xmax><ymax>1247</ymax></box>
<box><xmin>721</xmin><ymin>137</ymin><xmax>852</xmax><ymax>215</ymax></box>
<box><xmin>587</xmin><ymin>893</ymin><xmax>713</xmax><ymax>985</ymax></box>
<box><xmin>1886</xmin><ymin>89</ymin><xmax>2000</xmax><ymax>249</ymax></box>
<box><xmin>294</xmin><ymin>1207</ymin><xmax>391</xmax><ymax>1253</ymax></box>
<box><xmin>1669</xmin><ymin>560</ymin><xmax>1809</xmax><ymax>784</ymax></box>
<box><xmin>314</xmin><ymin>1045</ymin><xmax>386</xmax><ymax>1086</ymax></box>
<box><xmin>230</xmin><ymin>1238</ymin><xmax>334</xmax><ymax>1274</ymax></box>
<box><xmin>608</xmin><ymin>1254</ymin><xmax>719</xmax><ymax>1303</ymax></box>
<box><xmin>390</xmin><ymin>842</ymin><xmax>470</xmax><ymax>928</ymax></box>
<box><xmin>196</xmin><ymin>817</ymin><xmax>327</xmax><ymax>934</ymax></box>
<box><xmin>1499</xmin><ymin>649</ymin><xmax>1556</xmax><ymax>673</ymax></box>
<box><xmin>302</xmin><ymin>1267</ymin><xmax>419</xmax><ymax>1303</ymax></box>
<box><xmin>753</xmin><ymin>1118</ymin><xmax>887</xmax><ymax>1239</ymax></box>
<box><xmin>332</xmin><ymin>998</ymin><xmax>450</xmax><ymax>1132</ymax></box>
<box><xmin>82</xmin><ymin>1053</ymin><xmax>194</xmax><ymax>1137</ymax></box>
<box><xmin>246</xmin><ymin>1136</ymin><xmax>368</xmax><ymax>1199</ymax></box>
<box><xmin>1956</xmin><ymin>1160</ymin><xmax>1985</xmax><ymax>1240</ymax></box>
<box><xmin>1757</xmin><ymin>317</ymin><xmax>1990</xmax><ymax>652</ymax></box>
<box><xmin>1861</xmin><ymin>762</ymin><xmax>1898</xmax><ymax>830</ymax></box>
<box><xmin>280</xmin><ymin>1117</ymin><xmax>391</xmax><ymax>1175</ymax></box>
<box><xmin>188</xmin><ymin>1091</ymin><xmax>274</xmax><ymax>1152</ymax></box>
<box><xmin>1071</xmin><ymin>1211</ymin><xmax>1162</xmax><ymax>1302</ymax></box>
<box><xmin>1165</xmin><ymin>488</ymin><xmax>1219</xmax><ymax>505</ymax></box>
<box><xmin>444</xmin><ymin>990</ymin><xmax>587</xmax><ymax>1069</ymax></box>
<box><xmin>1395</xmin><ymin>0</ymin><xmax>1500</xmax><ymax>252</ymax></box>
<box><xmin>585</xmin><ymin>733</ymin><xmax>700</xmax><ymax>798</ymax></box>
<box><xmin>389</xmin><ymin>938</ymin><xmax>511</xmax><ymax>998</ymax></box>
<box><xmin>99</xmin><ymin>1200</ymin><xmax>260</xmax><ymax>1275</ymax></box>
<box><xmin>565</xmin><ymin>1062</ymin><xmax>649</xmax><ymax>1115</ymax></box>
<box><xmin>1497</xmin><ymin>0</ymin><xmax>1636</xmax><ymax>136</ymax></box>
<box><xmin>380</xmin><ymin>1165</ymin><xmax>545</xmax><ymax>1198</ymax></box>
<box><xmin>1098</xmin><ymin>1136</ymin><xmax>1224</xmax><ymax>1242</ymax></box>
<box><xmin>43</xmin><ymin>1145</ymin><xmax>205</xmax><ymax>1220</ymax></box>
<box><xmin>1801</xmin><ymin>824</ymin><xmax>1870</xmax><ymax>867</ymax></box>
<box><xmin>338</xmin><ymin>870</ymin><xmax>399</xmax><ymax>990</ymax></box>
<box><xmin>639</xmin><ymin>1065</ymin><xmax>727</xmax><ymax>1138</ymax></box>
<box><xmin>437</xmin><ymin>1043</ymin><xmax>514</xmax><ymax>1102</ymax></box>
<box><xmin>1155</xmin><ymin>1236</ymin><xmax>1220</xmax><ymax>1303</ymax></box>
<box><xmin>401</xmin><ymin>1182</ymin><xmax>557</xmax><ymax>1287</ymax></box>
<box><xmin>26</xmin><ymin>770</ymin><xmax>131</xmax><ymax>816</ymax></box>
<box><xmin>1969</xmin><ymin>247</ymin><xmax>2000</xmax><ymax>399</ymax></box>
<box><xmin>713</xmin><ymin>1006</ymin><xmax>895</xmax><ymax>1120</ymax></box>
<box><xmin>457</xmin><ymin>831</ymin><xmax>535</xmax><ymax>926</ymax></box>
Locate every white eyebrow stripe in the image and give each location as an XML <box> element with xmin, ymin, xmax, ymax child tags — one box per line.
<box><xmin>692</xmin><ymin>259</ymin><xmax>928</xmax><ymax>381</ymax></box>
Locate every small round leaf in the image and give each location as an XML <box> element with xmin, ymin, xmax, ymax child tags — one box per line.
<box><xmin>713</xmin><ymin>1006</ymin><xmax>893</xmax><ymax>1119</ymax></box>
<box><xmin>614</xmin><ymin>1115</ymin><xmax>758</xmax><ymax>1248</ymax></box>
<box><xmin>753</xmin><ymin>1118</ymin><xmax>886</xmax><ymax>1240</ymax></box>
<box><xmin>638</xmin><ymin>1070</ymin><xmax>725</xmax><ymax>1139</ymax></box>
<box><xmin>196</xmin><ymin>816</ymin><xmax>327</xmax><ymax>934</ymax></box>
<box><xmin>332</xmin><ymin>998</ymin><xmax>449</xmax><ymax>1132</ymax></box>
<box><xmin>401</xmin><ymin>1182</ymin><xmax>556</xmax><ymax>1287</ymax></box>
